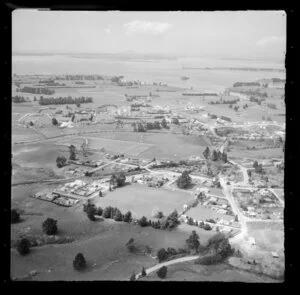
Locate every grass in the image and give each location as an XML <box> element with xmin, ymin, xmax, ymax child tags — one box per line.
<box><xmin>186</xmin><ymin>205</ymin><xmax>233</xmax><ymax>222</ymax></box>
<box><xmin>93</xmin><ymin>184</ymin><xmax>195</xmax><ymax>219</ymax></box>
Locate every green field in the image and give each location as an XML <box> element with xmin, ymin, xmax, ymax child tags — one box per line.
<box><xmin>94</xmin><ymin>184</ymin><xmax>195</xmax><ymax>219</ymax></box>
<box><xmin>186</xmin><ymin>205</ymin><xmax>233</xmax><ymax>222</ymax></box>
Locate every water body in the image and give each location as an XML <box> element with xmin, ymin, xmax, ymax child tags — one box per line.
<box><xmin>12</xmin><ymin>54</ymin><xmax>285</xmax><ymax>93</ymax></box>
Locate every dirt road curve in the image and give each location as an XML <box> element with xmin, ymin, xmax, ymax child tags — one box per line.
<box><xmin>134</xmin><ymin>255</ymin><xmax>200</xmax><ymax>280</ymax></box>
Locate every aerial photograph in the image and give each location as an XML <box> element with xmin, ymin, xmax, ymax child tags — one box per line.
<box><xmin>11</xmin><ymin>10</ymin><xmax>286</xmax><ymax>282</ymax></box>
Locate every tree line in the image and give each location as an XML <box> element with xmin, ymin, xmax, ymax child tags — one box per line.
<box><xmin>39</xmin><ymin>96</ymin><xmax>93</xmax><ymax>105</ymax></box>
<box><xmin>17</xmin><ymin>86</ymin><xmax>55</xmax><ymax>95</ymax></box>
<box><xmin>203</xmin><ymin>147</ymin><xmax>228</xmax><ymax>162</ymax></box>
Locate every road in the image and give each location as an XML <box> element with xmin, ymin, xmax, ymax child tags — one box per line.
<box><xmin>134</xmin><ymin>255</ymin><xmax>200</xmax><ymax>280</ymax></box>
<box><xmin>228</xmin><ymin>159</ymin><xmax>249</xmax><ymax>186</ymax></box>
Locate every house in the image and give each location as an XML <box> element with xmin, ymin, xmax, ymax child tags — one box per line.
<box><xmin>271</xmin><ymin>252</ymin><xmax>279</xmax><ymax>258</ymax></box>
<box><xmin>183</xmin><ymin>204</ymin><xmax>188</xmax><ymax>210</ymax></box>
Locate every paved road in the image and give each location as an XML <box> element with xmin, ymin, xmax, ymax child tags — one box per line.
<box><xmin>135</xmin><ymin>255</ymin><xmax>200</xmax><ymax>280</ymax></box>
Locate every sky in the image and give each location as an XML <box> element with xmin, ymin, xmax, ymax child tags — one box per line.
<box><xmin>12</xmin><ymin>10</ymin><xmax>286</xmax><ymax>60</ymax></box>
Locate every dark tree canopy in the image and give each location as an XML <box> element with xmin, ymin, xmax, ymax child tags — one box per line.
<box><xmin>69</xmin><ymin>145</ymin><xmax>76</xmax><ymax>161</ymax></box>
<box><xmin>42</xmin><ymin>218</ymin><xmax>58</xmax><ymax>235</ymax></box>
<box><xmin>176</xmin><ymin>170</ymin><xmax>192</xmax><ymax>189</ymax></box>
<box><xmin>138</xmin><ymin>216</ymin><xmax>148</xmax><ymax>227</ymax></box>
<box><xmin>123</xmin><ymin>211</ymin><xmax>132</xmax><ymax>223</ymax></box>
<box><xmin>141</xmin><ymin>267</ymin><xmax>147</xmax><ymax>277</ymax></box>
<box><xmin>157</xmin><ymin>248</ymin><xmax>168</xmax><ymax>262</ymax></box>
<box><xmin>157</xmin><ymin>266</ymin><xmax>168</xmax><ymax>279</ymax></box>
<box><xmin>73</xmin><ymin>253</ymin><xmax>87</xmax><ymax>271</ymax></box>
<box><xmin>17</xmin><ymin>238</ymin><xmax>30</xmax><ymax>255</ymax></box>
<box><xmin>11</xmin><ymin>209</ymin><xmax>20</xmax><ymax>224</ymax></box>
<box><xmin>186</xmin><ymin>230</ymin><xmax>200</xmax><ymax>251</ymax></box>
<box><xmin>203</xmin><ymin>147</ymin><xmax>211</xmax><ymax>159</ymax></box>
<box><xmin>56</xmin><ymin>155</ymin><xmax>67</xmax><ymax>168</ymax></box>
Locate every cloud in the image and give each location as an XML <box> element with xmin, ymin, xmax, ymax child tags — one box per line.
<box><xmin>123</xmin><ymin>20</ymin><xmax>173</xmax><ymax>35</ymax></box>
<box><xmin>104</xmin><ymin>28</ymin><xmax>111</xmax><ymax>34</ymax></box>
<box><xmin>256</xmin><ymin>36</ymin><xmax>285</xmax><ymax>47</ymax></box>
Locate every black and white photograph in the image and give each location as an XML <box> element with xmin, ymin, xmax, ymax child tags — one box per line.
<box><xmin>10</xmin><ymin>9</ymin><xmax>287</xmax><ymax>282</ymax></box>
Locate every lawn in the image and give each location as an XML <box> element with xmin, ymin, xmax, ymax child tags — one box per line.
<box><xmin>186</xmin><ymin>205</ymin><xmax>233</xmax><ymax>222</ymax></box>
<box><xmin>94</xmin><ymin>184</ymin><xmax>195</xmax><ymax>219</ymax></box>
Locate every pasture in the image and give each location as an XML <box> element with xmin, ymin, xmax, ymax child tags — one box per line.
<box><xmin>94</xmin><ymin>184</ymin><xmax>195</xmax><ymax>219</ymax></box>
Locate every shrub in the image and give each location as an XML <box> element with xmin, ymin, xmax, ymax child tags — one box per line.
<box><xmin>123</xmin><ymin>211</ymin><xmax>132</xmax><ymax>223</ymax></box>
<box><xmin>96</xmin><ymin>207</ymin><xmax>103</xmax><ymax>216</ymax></box>
<box><xmin>141</xmin><ymin>267</ymin><xmax>147</xmax><ymax>277</ymax></box>
<box><xmin>138</xmin><ymin>216</ymin><xmax>148</xmax><ymax>227</ymax></box>
<box><xmin>196</xmin><ymin>253</ymin><xmax>223</xmax><ymax>265</ymax></box>
<box><xmin>129</xmin><ymin>271</ymin><xmax>136</xmax><ymax>281</ymax></box>
<box><xmin>102</xmin><ymin>206</ymin><xmax>113</xmax><ymax>218</ymax></box>
<box><xmin>126</xmin><ymin>238</ymin><xmax>136</xmax><ymax>253</ymax></box>
<box><xmin>155</xmin><ymin>211</ymin><xmax>164</xmax><ymax>219</ymax></box>
<box><xmin>73</xmin><ymin>253</ymin><xmax>87</xmax><ymax>271</ymax></box>
<box><xmin>176</xmin><ymin>170</ymin><xmax>192</xmax><ymax>189</ymax></box>
<box><xmin>17</xmin><ymin>238</ymin><xmax>30</xmax><ymax>255</ymax></box>
<box><xmin>185</xmin><ymin>230</ymin><xmax>200</xmax><ymax>251</ymax></box>
<box><xmin>56</xmin><ymin>155</ymin><xmax>67</xmax><ymax>168</ymax></box>
<box><xmin>42</xmin><ymin>218</ymin><xmax>58</xmax><ymax>235</ymax></box>
<box><xmin>157</xmin><ymin>248</ymin><xmax>168</xmax><ymax>262</ymax></box>
<box><xmin>157</xmin><ymin>266</ymin><xmax>167</xmax><ymax>279</ymax></box>
<box><xmin>114</xmin><ymin>209</ymin><xmax>123</xmax><ymax>221</ymax></box>
<box><xmin>11</xmin><ymin>209</ymin><xmax>20</xmax><ymax>224</ymax></box>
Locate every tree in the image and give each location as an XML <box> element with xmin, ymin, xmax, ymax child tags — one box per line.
<box><xmin>221</xmin><ymin>152</ymin><xmax>228</xmax><ymax>163</ymax></box>
<box><xmin>123</xmin><ymin>211</ymin><xmax>132</xmax><ymax>223</ymax></box>
<box><xmin>176</xmin><ymin>170</ymin><xmax>192</xmax><ymax>189</ymax></box>
<box><xmin>172</xmin><ymin>118</ymin><xmax>180</xmax><ymax>125</ymax></box>
<box><xmin>207</xmin><ymin>233</ymin><xmax>233</xmax><ymax>258</ymax></box>
<box><xmin>161</xmin><ymin>118</ymin><xmax>168</xmax><ymax>128</ymax></box>
<box><xmin>166</xmin><ymin>210</ymin><xmax>180</xmax><ymax>229</ymax></box>
<box><xmin>86</xmin><ymin>203</ymin><xmax>97</xmax><ymax>221</ymax></box>
<box><xmin>96</xmin><ymin>207</ymin><xmax>103</xmax><ymax>216</ymax></box>
<box><xmin>141</xmin><ymin>267</ymin><xmax>147</xmax><ymax>277</ymax></box>
<box><xmin>203</xmin><ymin>147</ymin><xmax>210</xmax><ymax>159</ymax></box>
<box><xmin>52</xmin><ymin>117</ymin><xmax>58</xmax><ymax>126</ymax></box>
<box><xmin>157</xmin><ymin>266</ymin><xmax>167</xmax><ymax>279</ymax></box>
<box><xmin>17</xmin><ymin>238</ymin><xmax>30</xmax><ymax>255</ymax></box>
<box><xmin>102</xmin><ymin>206</ymin><xmax>113</xmax><ymax>218</ymax></box>
<box><xmin>157</xmin><ymin>248</ymin><xmax>168</xmax><ymax>262</ymax></box>
<box><xmin>138</xmin><ymin>216</ymin><xmax>148</xmax><ymax>227</ymax></box>
<box><xmin>11</xmin><ymin>209</ymin><xmax>20</xmax><ymax>224</ymax></box>
<box><xmin>73</xmin><ymin>253</ymin><xmax>87</xmax><ymax>271</ymax></box>
<box><xmin>110</xmin><ymin>174</ymin><xmax>117</xmax><ymax>186</ymax></box>
<box><xmin>126</xmin><ymin>238</ymin><xmax>136</xmax><ymax>253</ymax></box>
<box><xmin>185</xmin><ymin>230</ymin><xmax>200</xmax><ymax>251</ymax></box>
<box><xmin>155</xmin><ymin>211</ymin><xmax>164</xmax><ymax>219</ymax></box>
<box><xmin>42</xmin><ymin>218</ymin><xmax>58</xmax><ymax>235</ymax></box>
<box><xmin>253</xmin><ymin>161</ymin><xmax>258</xmax><ymax>169</ymax></box>
<box><xmin>129</xmin><ymin>271</ymin><xmax>136</xmax><ymax>281</ymax></box>
<box><xmin>56</xmin><ymin>155</ymin><xmax>67</xmax><ymax>168</ymax></box>
<box><xmin>211</xmin><ymin>150</ymin><xmax>218</xmax><ymax>161</ymax></box>
<box><xmin>114</xmin><ymin>209</ymin><xmax>123</xmax><ymax>221</ymax></box>
<box><xmin>116</xmin><ymin>172</ymin><xmax>126</xmax><ymax>187</ymax></box>
<box><xmin>69</xmin><ymin>145</ymin><xmax>76</xmax><ymax>161</ymax></box>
